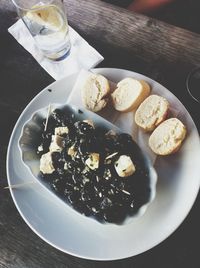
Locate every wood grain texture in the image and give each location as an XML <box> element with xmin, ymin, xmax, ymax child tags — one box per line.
<box><xmin>2</xmin><ymin>0</ymin><xmax>200</xmax><ymax>67</ymax></box>
<box><xmin>64</xmin><ymin>0</ymin><xmax>200</xmax><ymax>65</ymax></box>
<box><xmin>0</xmin><ymin>0</ymin><xmax>200</xmax><ymax>267</ymax></box>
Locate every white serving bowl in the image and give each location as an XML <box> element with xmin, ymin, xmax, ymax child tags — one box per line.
<box><xmin>19</xmin><ymin>103</ymin><xmax>157</xmax><ymax>225</ymax></box>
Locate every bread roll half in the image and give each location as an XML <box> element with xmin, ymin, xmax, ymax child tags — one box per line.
<box><xmin>111</xmin><ymin>78</ymin><xmax>151</xmax><ymax>112</ymax></box>
<box><xmin>81</xmin><ymin>74</ymin><xmax>110</xmax><ymax>112</ymax></box>
<box><xmin>149</xmin><ymin>118</ymin><xmax>187</xmax><ymax>155</ymax></box>
<box><xmin>135</xmin><ymin>95</ymin><xmax>169</xmax><ymax>131</ymax></box>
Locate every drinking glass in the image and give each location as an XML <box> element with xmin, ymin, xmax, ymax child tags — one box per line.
<box><xmin>186</xmin><ymin>67</ymin><xmax>200</xmax><ymax>104</ymax></box>
<box><xmin>12</xmin><ymin>0</ymin><xmax>71</xmax><ymax>61</ymax></box>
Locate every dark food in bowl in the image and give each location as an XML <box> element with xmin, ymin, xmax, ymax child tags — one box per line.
<box><xmin>37</xmin><ymin>107</ymin><xmax>151</xmax><ymax>224</ymax></box>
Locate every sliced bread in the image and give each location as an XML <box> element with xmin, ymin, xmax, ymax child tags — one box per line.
<box><xmin>135</xmin><ymin>94</ymin><xmax>169</xmax><ymax>131</ymax></box>
<box><xmin>111</xmin><ymin>78</ymin><xmax>151</xmax><ymax>112</ymax></box>
<box><xmin>149</xmin><ymin>118</ymin><xmax>187</xmax><ymax>155</ymax></box>
<box><xmin>81</xmin><ymin>74</ymin><xmax>110</xmax><ymax>112</ymax></box>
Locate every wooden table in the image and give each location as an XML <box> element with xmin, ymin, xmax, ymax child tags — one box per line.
<box><xmin>0</xmin><ymin>0</ymin><xmax>199</xmax><ymax>267</ymax></box>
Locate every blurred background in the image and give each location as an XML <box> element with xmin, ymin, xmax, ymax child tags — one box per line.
<box><xmin>102</xmin><ymin>0</ymin><xmax>200</xmax><ymax>34</ymax></box>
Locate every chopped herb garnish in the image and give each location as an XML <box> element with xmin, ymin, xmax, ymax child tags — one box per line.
<box><xmin>39</xmin><ymin>107</ymin><xmax>151</xmax><ymax>224</ymax></box>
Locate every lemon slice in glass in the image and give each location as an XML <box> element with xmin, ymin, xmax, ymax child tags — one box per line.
<box><xmin>26</xmin><ymin>5</ymin><xmax>64</xmax><ymax>32</ymax></box>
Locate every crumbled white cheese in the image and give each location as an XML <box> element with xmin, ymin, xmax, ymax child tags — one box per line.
<box><xmin>105</xmin><ymin>130</ymin><xmax>117</xmax><ymax>138</ymax></box>
<box><xmin>49</xmin><ymin>135</ymin><xmax>64</xmax><ymax>152</ymax></box>
<box><xmin>81</xmin><ymin>166</ymin><xmax>90</xmax><ymax>174</ymax></box>
<box><xmin>85</xmin><ymin>153</ymin><xmax>99</xmax><ymax>170</ymax></box>
<box><xmin>37</xmin><ymin>144</ymin><xmax>43</xmax><ymax>152</ymax></box>
<box><xmin>55</xmin><ymin>126</ymin><xmax>69</xmax><ymax>136</ymax></box>
<box><xmin>104</xmin><ymin>168</ymin><xmax>112</xmax><ymax>180</ymax></box>
<box><xmin>40</xmin><ymin>152</ymin><xmax>55</xmax><ymax>174</ymax></box>
<box><xmin>114</xmin><ymin>155</ymin><xmax>136</xmax><ymax>177</ymax></box>
<box><xmin>64</xmin><ymin>162</ymin><xmax>68</xmax><ymax>170</ymax></box>
<box><xmin>68</xmin><ymin>145</ymin><xmax>76</xmax><ymax>157</ymax></box>
<box><xmin>83</xmin><ymin>119</ymin><xmax>94</xmax><ymax>128</ymax></box>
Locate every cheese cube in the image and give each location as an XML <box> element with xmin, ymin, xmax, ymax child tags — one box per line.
<box><xmin>55</xmin><ymin>126</ymin><xmax>69</xmax><ymax>136</ymax></box>
<box><xmin>49</xmin><ymin>135</ymin><xmax>64</xmax><ymax>152</ymax></box>
<box><xmin>114</xmin><ymin>155</ymin><xmax>136</xmax><ymax>177</ymax></box>
<box><xmin>40</xmin><ymin>152</ymin><xmax>55</xmax><ymax>174</ymax></box>
<box><xmin>85</xmin><ymin>153</ymin><xmax>99</xmax><ymax>170</ymax></box>
<box><xmin>68</xmin><ymin>145</ymin><xmax>76</xmax><ymax>157</ymax></box>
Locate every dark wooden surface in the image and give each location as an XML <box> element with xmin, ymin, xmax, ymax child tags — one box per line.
<box><xmin>0</xmin><ymin>0</ymin><xmax>199</xmax><ymax>267</ymax></box>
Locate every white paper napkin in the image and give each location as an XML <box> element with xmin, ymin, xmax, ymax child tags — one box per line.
<box><xmin>8</xmin><ymin>19</ymin><xmax>104</xmax><ymax>80</ymax></box>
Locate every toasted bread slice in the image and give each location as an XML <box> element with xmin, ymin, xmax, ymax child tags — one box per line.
<box><xmin>135</xmin><ymin>94</ymin><xmax>169</xmax><ymax>131</ymax></box>
<box><xmin>81</xmin><ymin>74</ymin><xmax>110</xmax><ymax>112</ymax></box>
<box><xmin>149</xmin><ymin>118</ymin><xmax>187</xmax><ymax>155</ymax></box>
<box><xmin>111</xmin><ymin>78</ymin><xmax>151</xmax><ymax>112</ymax></box>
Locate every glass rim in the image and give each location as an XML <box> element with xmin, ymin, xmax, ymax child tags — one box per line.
<box><xmin>11</xmin><ymin>0</ymin><xmax>55</xmax><ymax>12</ymax></box>
<box><xmin>186</xmin><ymin>66</ymin><xmax>200</xmax><ymax>104</ymax></box>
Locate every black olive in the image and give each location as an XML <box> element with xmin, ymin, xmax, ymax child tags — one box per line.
<box><xmin>39</xmin><ymin>107</ymin><xmax>151</xmax><ymax>224</ymax></box>
<box><xmin>84</xmin><ymin>182</ymin><xmax>96</xmax><ymax>196</ymax></box>
<box><xmin>68</xmin><ymin>190</ymin><xmax>81</xmax><ymax>204</ymax></box>
<box><xmin>78</xmin><ymin>143</ymin><xmax>88</xmax><ymax>155</ymax></box>
<box><xmin>100</xmin><ymin>197</ymin><xmax>112</xmax><ymax>210</ymax></box>
<box><xmin>51</xmin><ymin>109</ymin><xmax>63</xmax><ymax>124</ymax></box>
<box><xmin>80</xmin><ymin>191</ymin><xmax>88</xmax><ymax>202</ymax></box>
<box><xmin>73</xmin><ymin>202</ymin><xmax>86</xmax><ymax>214</ymax></box>
<box><xmin>64</xmin><ymin>160</ymin><xmax>80</xmax><ymax>173</ymax></box>
<box><xmin>103</xmin><ymin>205</ymin><xmax>127</xmax><ymax>224</ymax></box>
<box><xmin>74</xmin><ymin>121</ymin><xmax>94</xmax><ymax>137</ymax></box>
<box><xmin>51</xmin><ymin>152</ymin><xmax>64</xmax><ymax>169</ymax></box>
<box><xmin>63</xmin><ymin>184</ymin><xmax>73</xmax><ymax>196</ymax></box>
<box><xmin>51</xmin><ymin>178</ymin><xmax>66</xmax><ymax>194</ymax></box>
<box><xmin>56</xmin><ymin>168</ymin><xmax>65</xmax><ymax>176</ymax></box>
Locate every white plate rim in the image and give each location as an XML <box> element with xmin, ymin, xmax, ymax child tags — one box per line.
<box><xmin>6</xmin><ymin>68</ymin><xmax>200</xmax><ymax>260</ymax></box>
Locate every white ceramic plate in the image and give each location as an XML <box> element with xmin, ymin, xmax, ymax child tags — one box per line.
<box><xmin>7</xmin><ymin>68</ymin><xmax>200</xmax><ymax>260</ymax></box>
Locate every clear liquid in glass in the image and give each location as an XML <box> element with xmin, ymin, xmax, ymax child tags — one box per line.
<box><xmin>23</xmin><ymin>4</ymin><xmax>71</xmax><ymax>60</ymax></box>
